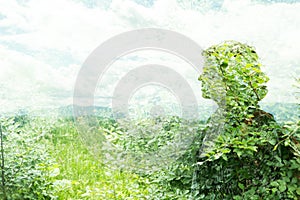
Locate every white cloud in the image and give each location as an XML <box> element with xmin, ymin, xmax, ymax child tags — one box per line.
<box><xmin>0</xmin><ymin>0</ymin><xmax>299</xmax><ymax>113</ymax></box>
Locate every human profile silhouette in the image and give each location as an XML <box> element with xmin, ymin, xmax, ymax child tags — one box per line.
<box><xmin>191</xmin><ymin>41</ymin><xmax>293</xmax><ymax>199</ymax></box>
<box><xmin>198</xmin><ymin>40</ymin><xmax>273</xmax><ymax>157</ymax></box>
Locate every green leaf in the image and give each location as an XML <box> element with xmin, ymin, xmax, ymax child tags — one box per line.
<box><xmin>235</xmin><ymin>150</ymin><xmax>243</xmax><ymax>158</ymax></box>
<box><xmin>284</xmin><ymin>139</ymin><xmax>290</xmax><ymax>146</ymax></box>
<box><xmin>270</xmin><ymin>181</ymin><xmax>279</xmax><ymax>187</ymax></box>
<box><xmin>269</xmin><ymin>139</ymin><xmax>277</xmax><ymax>146</ymax></box>
<box><xmin>238</xmin><ymin>183</ymin><xmax>245</xmax><ymax>190</ymax></box>
<box><xmin>279</xmin><ymin>184</ymin><xmax>286</xmax><ymax>192</ymax></box>
<box><xmin>222</xmin><ymin>154</ymin><xmax>228</xmax><ymax>161</ymax></box>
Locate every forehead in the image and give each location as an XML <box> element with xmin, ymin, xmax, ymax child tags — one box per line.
<box><xmin>203</xmin><ymin>64</ymin><xmax>219</xmax><ymax>74</ymax></box>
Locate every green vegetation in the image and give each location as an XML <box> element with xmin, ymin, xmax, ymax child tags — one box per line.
<box><xmin>194</xmin><ymin>41</ymin><xmax>300</xmax><ymax>199</ymax></box>
<box><xmin>0</xmin><ymin>41</ymin><xmax>299</xmax><ymax>199</ymax></box>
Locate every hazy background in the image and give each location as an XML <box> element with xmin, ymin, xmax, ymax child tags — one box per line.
<box><xmin>0</xmin><ymin>0</ymin><xmax>299</xmax><ymax>116</ymax></box>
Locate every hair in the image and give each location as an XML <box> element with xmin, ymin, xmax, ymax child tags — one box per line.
<box><xmin>201</xmin><ymin>40</ymin><xmax>269</xmax><ymax>105</ymax></box>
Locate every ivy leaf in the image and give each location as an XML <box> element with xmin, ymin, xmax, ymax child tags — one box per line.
<box><xmin>222</xmin><ymin>154</ymin><xmax>228</xmax><ymax>161</ymax></box>
<box><xmin>234</xmin><ymin>149</ymin><xmax>243</xmax><ymax>158</ymax></box>
<box><xmin>279</xmin><ymin>184</ymin><xmax>286</xmax><ymax>192</ymax></box>
<box><xmin>238</xmin><ymin>183</ymin><xmax>245</xmax><ymax>190</ymax></box>
<box><xmin>270</xmin><ymin>181</ymin><xmax>279</xmax><ymax>187</ymax></box>
<box><xmin>269</xmin><ymin>139</ymin><xmax>277</xmax><ymax>146</ymax></box>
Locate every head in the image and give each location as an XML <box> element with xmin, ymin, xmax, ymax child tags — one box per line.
<box><xmin>199</xmin><ymin>41</ymin><xmax>269</xmax><ymax>107</ymax></box>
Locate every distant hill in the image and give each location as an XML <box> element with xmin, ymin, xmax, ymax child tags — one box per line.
<box><xmin>259</xmin><ymin>102</ymin><xmax>299</xmax><ymax>123</ymax></box>
<box><xmin>57</xmin><ymin>102</ymin><xmax>299</xmax><ymax>123</ymax></box>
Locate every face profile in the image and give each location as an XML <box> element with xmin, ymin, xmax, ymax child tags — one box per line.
<box><xmin>195</xmin><ymin>40</ymin><xmax>298</xmax><ymax>200</ymax></box>
<box><xmin>199</xmin><ymin>41</ymin><xmax>269</xmax><ymax>108</ymax></box>
<box><xmin>199</xmin><ymin>64</ymin><xmax>226</xmax><ymax>104</ymax></box>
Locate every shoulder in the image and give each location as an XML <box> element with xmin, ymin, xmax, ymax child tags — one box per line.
<box><xmin>249</xmin><ymin>109</ymin><xmax>275</xmax><ymax>126</ymax></box>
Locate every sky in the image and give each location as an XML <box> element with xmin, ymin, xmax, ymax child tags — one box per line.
<box><xmin>0</xmin><ymin>0</ymin><xmax>299</xmax><ymax>114</ymax></box>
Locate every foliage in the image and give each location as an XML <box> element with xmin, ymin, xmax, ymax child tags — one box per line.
<box><xmin>101</xmin><ymin>116</ymin><xmax>205</xmax><ymax>199</ymax></box>
<box><xmin>0</xmin><ymin>116</ymin><xmax>58</xmax><ymax>199</ymax></box>
<box><xmin>0</xmin><ymin>109</ymin><xmax>298</xmax><ymax>199</ymax></box>
<box><xmin>194</xmin><ymin>41</ymin><xmax>300</xmax><ymax>199</ymax></box>
<box><xmin>1</xmin><ymin>115</ymin><xmax>152</xmax><ymax>200</ymax></box>
<box><xmin>199</xmin><ymin>40</ymin><xmax>269</xmax><ymax>107</ymax></box>
<box><xmin>47</xmin><ymin>117</ymin><xmax>151</xmax><ymax>199</ymax></box>
<box><xmin>0</xmin><ymin>41</ymin><xmax>299</xmax><ymax>199</ymax></box>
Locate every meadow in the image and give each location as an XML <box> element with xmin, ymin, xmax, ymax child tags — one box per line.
<box><xmin>0</xmin><ymin>102</ymin><xmax>299</xmax><ymax>199</ymax></box>
<box><xmin>0</xmin><ymin>42</ymin><xmax>299</xmax><ymax>199</ymax></box>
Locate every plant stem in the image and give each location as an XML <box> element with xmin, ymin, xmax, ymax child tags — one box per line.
<box><xmin>249</xmin><ymin>81</ymin><xmax>260</xmax><ymax>101</ymax></box>
<box><xmin>0</xmin><ymin>121</ymin><xmax>7</xmax><ymax>200</ymax></box>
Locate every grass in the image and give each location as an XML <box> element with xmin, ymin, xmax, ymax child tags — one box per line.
<box><xmin>47</xmin><ymin>118</ymin><xmax>151</xmax><ymax>199</ymax></box>
<box><xmin>4</xmin><ymin>113</ymin><xmax>297</xmax><ymax>199</ymax></box>
<box><xmin>0</xmin><ymin>115</ymin><xmax>202</xmax><ymax>199</ymax></box>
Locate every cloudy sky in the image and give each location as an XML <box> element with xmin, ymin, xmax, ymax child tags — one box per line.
<box><xmin>0</xmin><ymin>0</ymin><xmax>299</xmax><ymax>114</ymax></box>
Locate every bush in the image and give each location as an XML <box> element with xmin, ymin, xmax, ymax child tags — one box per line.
<box><xmin>101</xmin><ymin>116</ymin><xmax>204</xmax><ymax>199</ymax></box>
<box><xmin>0</xmin><ymin>117</ymin><xmax>58</xmax><ymax>200</ymax></box>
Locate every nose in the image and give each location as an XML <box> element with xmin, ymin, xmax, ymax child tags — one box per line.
<box><xmin>198</xmin><ymin>73</ymin><xmax>206</xmax><ymax>81</ymax></box>
<box><xmin>198</xmin><ymin>75</ymin><xmax>203</xmax><ymax>81</ymax></box>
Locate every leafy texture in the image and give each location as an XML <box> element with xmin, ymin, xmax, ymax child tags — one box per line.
<box><xmin>193</xmin><ymin>41</ymin><xmax>300</xmax><ymax>199</ymax></box>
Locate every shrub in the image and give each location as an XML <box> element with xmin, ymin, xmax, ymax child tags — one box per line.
<box><xmin>0</xmin><ymin>116</ymin><xmax>58</xmax><ymax>200</ymax></box>
<box><xmin>101</xmin><ymin>116</ymin><xmax>204</xmax><ymax>199</ymax></box>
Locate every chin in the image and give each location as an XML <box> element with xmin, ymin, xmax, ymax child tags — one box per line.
<box><xmin>202</xmin><ymin>94</ymin><xmax>210</xmax><ymax>99</ymax></box>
